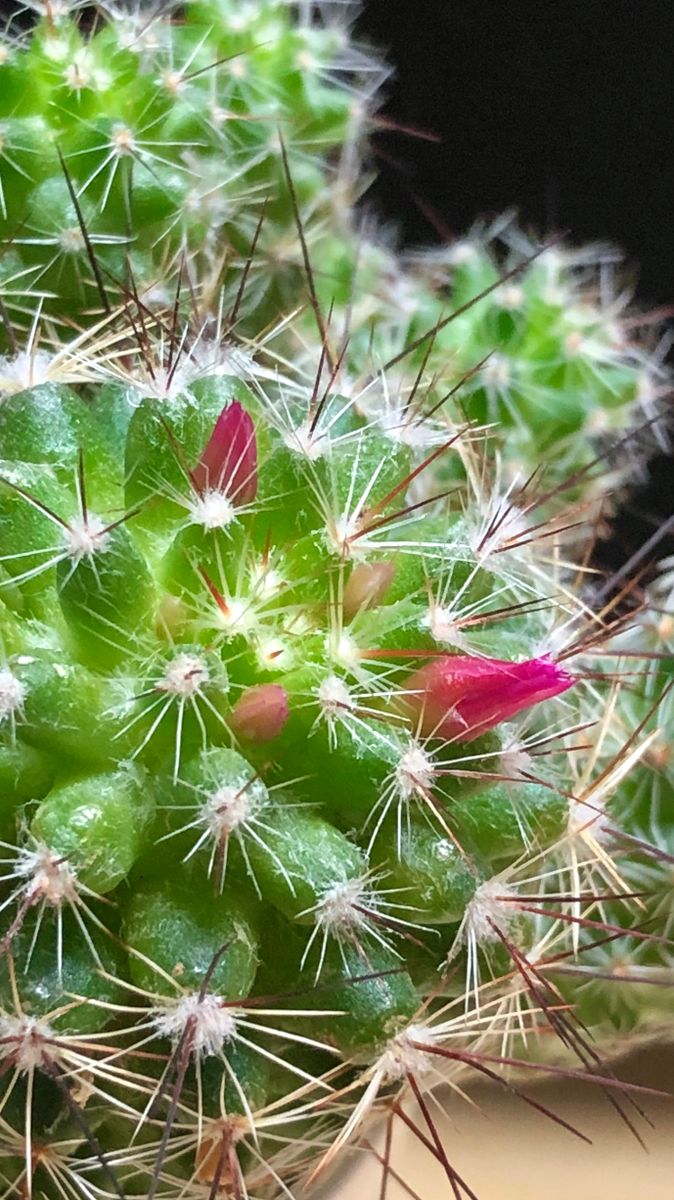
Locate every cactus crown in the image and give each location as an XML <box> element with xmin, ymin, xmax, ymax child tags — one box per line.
<box><xmin>0</xmin><ymin>3</ymin><xmax>672</xmax><ymax>1198</ymax></box>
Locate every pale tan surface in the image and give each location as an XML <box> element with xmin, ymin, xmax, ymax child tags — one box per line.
<box><xmin>327</xmin><ymin>1045</ymin><xmax>674</xmax><ymax>1200</ymax></box>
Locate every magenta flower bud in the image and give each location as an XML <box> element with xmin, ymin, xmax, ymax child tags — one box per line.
<box><xmin>402</xmin><ymin>654</ymin><xmax>574</xmax><ymax>740</ymax></box>
<box><xmin>229</xmin><ymin>684</ymin><xmax>289</xmax><ymax>743</ymax></box>
<box><xmin>193</xmin><ymin>401</ymin><xmax>258</xmax><ymax>503</ymax></box>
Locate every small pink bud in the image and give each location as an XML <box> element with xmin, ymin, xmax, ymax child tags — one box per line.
<box><xmin>402</xmin><ymin>654</ymin><xmax>573</xmax><ymax>741</ymax></box>
<box><xmin>343</xmin><ymin>560</ymin><xmax>396</xmax><ymax>620</ymax></box>
<box><xmin>229</xmin><ymin>684</ymin><xmax>289</xmax><ymax>743</ymax></box>
<box><xmin>193</xmin><ymin>401</ymin><xmax>257</xmax><ymax>504</ymax></box>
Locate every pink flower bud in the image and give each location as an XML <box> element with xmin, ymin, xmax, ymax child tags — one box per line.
<box><xmin>402</xmin><ymin>654</ymin><xmax>573</xmax><ymax>741</ymax></box>
<box><xmin>343</xmin><ymin>560</ymin><xmax>396</xmax><ymax>619</ymax></box>
<box><xmin>193</xmin><ymin>401</ymin><xmax>257</xmax><ymax>503</ymax></box>
<box><xmin>229</xmin><ymin>684</ymin><xmax>289</xmax><ymax>743</ymax></box>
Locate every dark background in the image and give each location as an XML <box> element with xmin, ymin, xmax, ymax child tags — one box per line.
<box><xmin>356</xmin><ymin>0</ymin><xmax>674</xmax><ymax>579</ymax></box>
<box><xmin>357</xmin><ymin>0</ymin><xmax>674</xmax><ymax>306</ymax></box>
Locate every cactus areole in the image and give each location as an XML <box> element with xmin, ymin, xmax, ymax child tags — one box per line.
<box><xmin>0</xmin><ymin>3</ymin><xmax>671</xmax><ymax>1199</ymax></box>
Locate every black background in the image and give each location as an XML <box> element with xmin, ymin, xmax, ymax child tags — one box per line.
<box><xmin>356</xmin><ymin>0</ymin><xmax>674</xmax><ymax>577</ymax></box>
<box><xmin>357</xmin><ymin>0</ymin><xmax>674</xmax><ymax>307</ymax></box>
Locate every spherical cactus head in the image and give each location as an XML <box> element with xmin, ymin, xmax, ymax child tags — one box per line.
<box><xmin>0</xmin><ymin>2</ymin><xmax>669</xmax><ymax>1199</ymax></box>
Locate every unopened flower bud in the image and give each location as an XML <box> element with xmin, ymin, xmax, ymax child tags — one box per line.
<box><xmin>402</xmin><ymin>654</ymin><xmax>573</xmax><ymax>740</ymax></box>
<box><xmin>229</xmin><ymin>684</ymin><xmax>289</xmax><ymax>742</ymax></box>
<box><xmin>343</xmin><ymin>561</ymin><xmax>396</xmax><ymax>619</ymax></box>
<box><xmin>193</xmin><ymin>401</ymin><xmax>257</xmax><ymax>503</ymax></box>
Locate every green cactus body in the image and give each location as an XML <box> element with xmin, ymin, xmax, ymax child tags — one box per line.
<box><xmin>0</xmin><ymin>4</ymin><xmax>671</xmax><ymax>1200</ymax></box>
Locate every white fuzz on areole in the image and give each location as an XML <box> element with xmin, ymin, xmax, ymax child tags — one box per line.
<box><xmin>0</xmin><ymin>1015</ymin><xmax>54</xmax><ymax>1073</ymax></box>
<box><xmin>254</xmin><ymin>636</ymin><xmax>293</xmax><ymax>672</ymax></box>
<box><xmin>471</xmin><ymin>500</ymin><xmax>530</xmax><ymax>564</ymax></box>
<box><xmin>498</xmin><ymin>284</ymin><xmax>524</xmax><ymax>310</ymax></box>
<box><xmin>210</xmin><ymin>103</ymin><xmax>236</xmax><ymax>127</ymax></box>
<box><xmin>464</xmin><ymin>877</ymin><xmax>517</xmax><ymax>945</ymax></box>
<box><xmin>374</xmin><ymin>402</ymin><xmax>445</xmax><ymax>450</ymax></box>
<box><xmin>564</xmin><ymin>330</ymin><xmax>586</xmax><ymax>358</ymax></box>
<box><xmin>295</xmin><ymin>48</ymin><xmax>316</xmax><ymax>71</ymax></box>
<box><xmin>153</xmin><ymin>993</ymin><xmax>240</xmax><ymax>1058</ymax></box>
<box><xmin>655</xmin><ymin>612</ymin><xmax>674</xmax><ymax>643</ymax></box>
<box><xmin>371</xmin><ymin>271</ymin><xmax>420</xmax><ymax>320</ymax></box>
<box><xmin>113</xmin><ymin>10</ymin><xmax>165</xmax><ymax>53</ymax></box>
<box><xmin>189</xmin><ymin>488</ymin><xmax>236</xmax><ymax>531</ymax></box>
<box><xmin>542</xmin><ymin>283</ymin><xmax>566</xmax><ymax>306</ymax></box>
<box><xmin>110</xmin><ymin>124</ymin><xmax>136</xmax><ymax>156</ymax></box>
<box><xmin>182</xmin><ymin>184</ymin><xmax>230</xmax><ymax>232</ymax></box>
<box><xmin>447</xmin><ymin>240</ymin><xmax>477</xmax><ymax>267</ymax></box>
<box><xmin>395</xmin><ymin>743</ymin><xmax>435</xmax><ymax>800</ymax></box>
<box><xmin>229</xmin><ymin>58</ymin><xmax>247</xmax><ymax>80</ymax></box>
<box><xmin>248</xmin><ymin>560</ymin><xmax>283</xmax><ymax>597</ymax></box>
<box><xmin>133</xmin><ymin>341</ymin><xmax>252</xmax><ymax>401</ymax></box>
<box><xmin>498</xmin><ymin>744</ymin><xmax>534</xmax><ymax>782</ymax></box>
<box><xmin>159</xmin><ymin>69</ymin><xmax>185</xmax><ymax>96</ymax></box>
<box><xmin>482</xmin><ymin>354</ymin><xmax>512</xmax><ymax>388</ymax></box>
<box><xmin>58</xmin><ymin>226</ymin><xmax>86</xmax><ymax>255</ymax></box>
<box><xmin>63</xmin><ymin>513</ymin><xmax>110</xmax><ymax>562</ymax></box>
<box><xmin>636</xmin><ymin>367</ymin><xmax>671</xmax><ymax>442</ymax></box>
<box><xmin>434</xmin><ymin>838</ymin><xmax>460</xmax><ymax>862</ymax></box>
<box><xmin>0</xmin><ymin>350</ymin><xmax>56</xmax><ymax>396</ymax></box>
<box><xmin>325</xmin><ymin>511</ymin><xmax>364</xmax><ymax>560</ymax></box>
<box><xmin>567</xmin><ymin>797</ymin><xmax>612</xmax><ymax>844</ymax></box>
<box><xmin>18</xmin><ymin>846</ymin><xmax>79</xmax><ymax>907</ymax></box>
<box><xmin>326</xmin><ymin>630</ymin><xmax>361</xmax><ymax>671</ymax></box>
<box><xmin>379</xmin><ymin>1024</ymin><xmax>437</xmax><ymax>1084</ymax></box>
<box><xmin>202</xmin><ymin>777</ymin><xmax>266</xmax><ymax>839</ymax></box>
<box><xmin>537</xmin><ymin>620</ymin><xmax>573</xmax><ymax>660</ymax></box>
<box><xmin>422</xmin><ymin>604</ymin><xmax>470</xmax><ymax>650</ymax></box>
<box><xmin>212</xmin><ymin>595</ymin><xmax>255</xmax><ymax>637</ymax></box>
<box><xmin>283</xmin><ymin>420</ymin><xmax>327</xmax><ymax>461</ymax></box>
<box><xmin>42</xmin><ymin>35</ymin><xmax>72</xmax><ymax>63</ymax></box>
<box><xmin>0</xmin><ymin>668</ymin><xmax>24</xmax><ymax>720</ymax></box>
<box><xmin>584</xmin><ymin>403</ymin><xmax>615</xmax><ymax>435</ymax></box>
<box><xmin>157</xmin><ymin>653</ymin><xmax>210</xmax><ymax>697</ymax></box>
<box><xmin>63</xmin><ymin>54</ymin><xmax>106</xmax><ymax>93</ymax></box>
<box><xmin>227</xmin><ymin>5</ymin><xmax>255</xmax><ymax>33</ymax></box>
<box><xmin>315</xmin><ymin>878</ymin><xmax>371</xmax><ymax>936</ymax></box>
<box><xmin>317</xmin><ymin>674</ymin><xmax>356</xmax><ymax>718</ymax></box>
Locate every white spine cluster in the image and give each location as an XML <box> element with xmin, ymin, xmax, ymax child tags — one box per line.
<box><xmin>0</xmin><ymin>668</ymin><xmax>24</xmax><ymax>721</ymax></box>
<box><xmin>154</xmin><ymin>993</ymin><xmax>239</xmax><ymax>1058</ymax></box>
<box><xmin>63</xmin><ymin>514</ymin><xmax>110</xmax><ymax>562</ymax></box>
<box><xmin>156</xmin><ymin>653</ymin><xmax>210</xmax><ymax>698</ymax></box>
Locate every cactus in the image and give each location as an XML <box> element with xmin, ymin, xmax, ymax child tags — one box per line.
<box><xmin>0</xmin><ymin>3</ymin><xmax>672</xmax><ymax>1198</ymax></box>
<box><xmin>0</xmin><ymin>0</ymin><xmax>667</xmax><ymax>488</ymax></box>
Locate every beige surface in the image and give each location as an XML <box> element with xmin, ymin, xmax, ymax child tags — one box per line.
<box><xmin>327</xmin><ymin>1045</ymin><xmax>674</xmax><ymax>1200</ymax></box>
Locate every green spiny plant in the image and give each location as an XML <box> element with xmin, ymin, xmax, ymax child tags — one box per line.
<box><xmin>0</xmin><ymin>3</ymin><xmax>672</xmax><ymax>1199</ymax></box>
<box><xmin>0</xmin><ymin>0</ymin><xmax>668</xmax><ymax>489</ymax></box>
